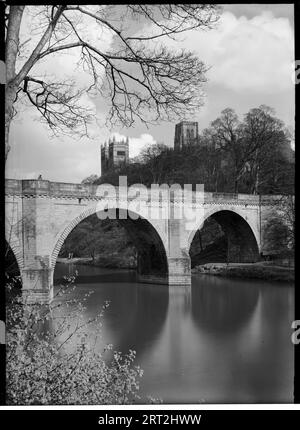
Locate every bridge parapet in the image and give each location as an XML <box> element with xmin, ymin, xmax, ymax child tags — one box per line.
<box><xmin>5</xmin><ymin>179</ymin><xmax>22</xmax><ymax>194</ymax></box>
<box><xmin>212</xmin><ymin>192</ymin><xmax>238</xmax><ymax>200</ymax></box>
<box><xmin>5</xmin><ymin>179</ymin><xmax>289</xmax><ymax>206</ymax></box>
<box><xmin>49</xmin><ymin>181</ymin><xmax>99</xmax><ymax>197</ymax></box>
<box><xmin>260</xmin><ymin>195</ymin><xmax>288</xmax><ymax>205</ymax></box>
<box><xmin>204</xmin><ymin>192</ymin><xmax>260</xmax><ymax>205</ymax></box>
<box><xmin>204</xmin><ymin>192</ymin><xmax>286</xmax><ymax>205</ymax></box>
<box><xmin>5</xmin><ymin>179</ymin><xmax>100</xmax><ymax>198</ymax></box>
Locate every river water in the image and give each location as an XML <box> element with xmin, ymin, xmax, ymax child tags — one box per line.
<box><xmin>54</xmin><ymin>263</ymin><xmax>294</xmax><ymax>403</ymax></box>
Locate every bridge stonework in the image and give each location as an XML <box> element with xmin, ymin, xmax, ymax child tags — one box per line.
<box><xmin>5</xmin><ymin>179</ymin><xmax>279</xmax><ymax>304</ymax></box>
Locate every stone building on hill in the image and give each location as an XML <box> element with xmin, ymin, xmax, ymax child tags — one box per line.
<box><xmin>101</xmin><ymin>136</ymin><xmax>129</xmax><ymax>175</ymax></box>
<box><xmin>174</xmin><ymin>121</ymin><xmax>199</xmax><ymax>150</ymax></box>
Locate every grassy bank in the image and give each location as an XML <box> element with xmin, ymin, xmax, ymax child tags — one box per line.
<box><xmin>192</xmin><ymin>262</ymin><xmax>294</xmax><ymax>283</ymax></box>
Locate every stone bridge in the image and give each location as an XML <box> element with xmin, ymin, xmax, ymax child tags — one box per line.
<box><xmin>5</xmin><ymin>179</ymin><xmax>283</xmax><ymax>303</ymax></box>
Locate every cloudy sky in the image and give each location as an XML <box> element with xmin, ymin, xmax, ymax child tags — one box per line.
<box><xmin>6</xmin><ymin>4</ymin><xmax>294</xmax><ymax>182</ymax></box>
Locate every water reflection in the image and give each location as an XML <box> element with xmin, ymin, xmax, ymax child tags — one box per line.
<box><xmin>54</xmin><ymin>265</ymin><xmax>169</xmax><ymax>361</ymax></box>
<box><xmin>54</xmin><ymin>263</ymin><xmax>294</xmax><ymax>403</ymax></box>
<box><xmin>55</xmin><ymin>263</ymin><xmax>137</xmax><ymax>284</ymax></box>
<box><xmin>191</xmin><ymin>275</ymin><xmax>260</xmax><ymax>337</ymax></box>
<box><xmin>104</xmin><ymin>283</ymin><xmax>169</xmax><ymax>359</ymax></box>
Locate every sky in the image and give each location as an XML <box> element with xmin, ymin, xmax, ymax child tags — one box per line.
<box><xmin>6</xmin><ymin>4</ymin><xmax>295</xmax><ymax>182</ymax></box>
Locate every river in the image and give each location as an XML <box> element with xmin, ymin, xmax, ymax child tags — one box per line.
<box><xmin>54</xmin><ymin>263</ymin><xmax>294</xmax><ymax>403</ymax></box>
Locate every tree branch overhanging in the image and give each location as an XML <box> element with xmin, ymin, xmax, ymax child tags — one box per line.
<box><xmin>21</xmin><ymin>76</ymin><xmax>93</xmax><ymax>137</ymax></box>
<box><xmin>5</xmin><ymin>4</ymin><xmax>220</xmax><ymax>155</ymax></box>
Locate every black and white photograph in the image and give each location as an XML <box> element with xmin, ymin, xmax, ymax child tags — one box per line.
<box><xmin>2</xmin><ymin>2</ymin><xmax>296</xmax><ymax>410</ymax></box>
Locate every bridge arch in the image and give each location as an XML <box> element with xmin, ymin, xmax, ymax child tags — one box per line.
<box><xmin>5</xmin><ymin>234</ymin><xmax>24</xmax><ymax>273</ymax></box>
<box><xmin>51</xmin><ymin>203</ymin><xmax>169</xmax><ymax>283</ymax></box>
<box><xmin>5</xmin><ymin>238</ymin><xmax>23</xmax><ymax>293</ymax></box>
<box><xmin>187</xmin><ymin>208</ymin><xmax>260</xmax><ymax>264</ymax></box>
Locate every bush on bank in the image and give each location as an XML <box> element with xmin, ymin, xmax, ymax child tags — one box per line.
<box><xmin>6</xmin><ymin>276</ymin><xmax>152</xmax><ymax>405</ymax></box>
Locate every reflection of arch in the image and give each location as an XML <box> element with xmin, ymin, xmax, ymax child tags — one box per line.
<box><xmin>104</xmin><ymin>283</ymin><xmax>169</xmax><ymax>358</ymax></box>
<box><xmin>51</xmin><ymin>206</ymin><xmax>168</xmax><ymax>281</ymax></box>
<box><xmin>53</xmin><ymin>267</ymin><xmax>169</xmax><ymax>363</ymax></box>
<box><xmin>188</xmin><ymin>209</ymin><xmax>259</xmax><ymax>263</ymax></box>
<box><xmin>191</xmin><ymin>275</ymin><xmax>260</xmax><ymax>336</ymax></box>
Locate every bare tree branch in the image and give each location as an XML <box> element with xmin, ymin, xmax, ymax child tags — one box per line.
<box><xmin>5</xmin><ymin>4</ymin><xmax>220</xmax><ymax>159</ymax></box>
<box><xmin>21</xmin><ymin>76</ymin><xmax>93</xmax><ymax>137</ymax></box>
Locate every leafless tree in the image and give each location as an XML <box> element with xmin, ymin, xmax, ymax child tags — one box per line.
<box><xmin>5</xmin><ymin>4</ymin><xmax>220</xmax><ymax>162</ymax></box>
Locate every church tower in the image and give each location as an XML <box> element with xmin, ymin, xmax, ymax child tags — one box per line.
<box><xmin>101</xmin><ymin>136</ymin><xmax>129</xmax><ymax>175</ymax></box>
<box><xmin>174</xmin><ymin>121</ymin><xmax>199</xmax><ymax>150</ymax></box>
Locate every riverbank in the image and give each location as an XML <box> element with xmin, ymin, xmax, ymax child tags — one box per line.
<box><xmin>56</xmin><ymin>256</ymin><xmax>136</xmax><ymax>269</ymax></box>
<box><xmin>192</xmin><ymin>262</ymin><xmax>294</xmax><ymax>283</ymax></box>
<box><xmin>57</xmin><ymin>257</ymin><xmax>93</xmax><ymax>264</ymax></box>
<box><xmin>57</xmin><ymin>258</ymin><xmax>294</xmax><ymax>283</ymax></box>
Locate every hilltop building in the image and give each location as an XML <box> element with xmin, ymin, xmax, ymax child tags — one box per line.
<box><xmin>101</xmin><ymin>136</ymin><xmax>129</xmax><ymax>175</ymax></box>
<box><xmin>174</xmin><ymin>121</ymin><xmax>199</xmax><ymax>150</ymax></box>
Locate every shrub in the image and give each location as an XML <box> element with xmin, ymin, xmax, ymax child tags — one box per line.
<box><xmin>6</xmin><ymin>276</ymin><xmax>146</xmax><ymax>405</ymax></box>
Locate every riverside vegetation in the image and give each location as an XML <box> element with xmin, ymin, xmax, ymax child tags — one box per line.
<box><xmin>6</xmin><ymin>275</ymin><xmax>160</xmax><ymax>405</ymax></box>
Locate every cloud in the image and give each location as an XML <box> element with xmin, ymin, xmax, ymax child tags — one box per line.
<box><xmin>164</xmin><ymin>10</ymin><xmax>294</xmax><ymax>94</ymax></box>
<box><xmin>129</xmin><ymin>134</ymin><xmax>157</xmax><ymax>158</ymax></box>
<box><xmin>222</xmin><ymin>4</ymin><xmax>294</xmax><ymax>24</ymax></box>
<box><xmin>212</xmin><ymin>12</ymin><xmax>293</xmax><ymax>93</ymax></box>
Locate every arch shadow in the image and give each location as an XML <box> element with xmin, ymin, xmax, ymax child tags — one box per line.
<box><xmin>5</xmin><ymin>240</ymin><xmax>22</xmax><ymax>294</ymax></box>
<box><xmin>52</xmin><ymin>207</ymin><xmax>169</xmax><ymax>284</ymax></box>
<box><xmin>5</xmin><ymin>240</ymin><xmax>21</xmax><ymax>277</ymax></box>
<box><xmin>189</xmin><ymin>209</ymin><xmax>260</xmax><ymax>264</ymax></box>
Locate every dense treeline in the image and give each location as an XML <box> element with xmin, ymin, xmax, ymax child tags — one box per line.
<box><xmin>95</xmin><ymin>106</ymin><xmax>294</xmax><ymax>195</ymax></box>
